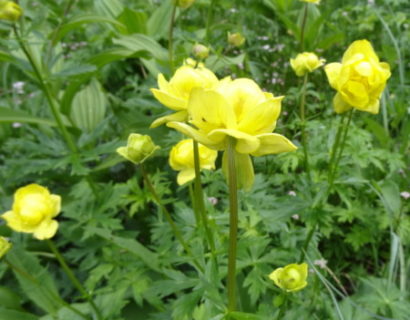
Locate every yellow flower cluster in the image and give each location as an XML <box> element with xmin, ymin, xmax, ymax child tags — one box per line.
<box><xmin>0</xmin><ymin>1</ymin><xmax>22</xmax><ymax>21</ymax></box>
<box><xmin>290</xmin><ymin>52</ymin><xmax>325</xmax><ymax>77</ymax></box>
<box><xmin>325</xmin><ymin>40</ymin><xmax>391</xmax><ymax>114</ymax></box>
<box><xmin>269</xmin><ymin>263</ymin><xmax>308</xmax><ymax>292</ymax></box>
<box><xmin>169</xmin><ymin>139</ymin><xmax>217</xmax><ymax>185</ymax></box>
<box><xmin>2</xmin><ymin>184</ymin><xmax>61</xmax><ymax>240</ymax></box>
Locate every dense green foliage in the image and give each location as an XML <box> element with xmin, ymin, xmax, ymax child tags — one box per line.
<box><xmin>0</xmin><ymin>0</ymin><xmax>409</xmax><ymax>319</ymax></box>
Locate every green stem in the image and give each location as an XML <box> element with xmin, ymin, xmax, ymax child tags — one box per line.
<box><xmin>298</xmin><ymin>224</ymin><xmax>316</xmax><ymax>263</ymax></box>
<box><xmin>276</xmin><ymin>294</ymin><xmax>288</xmax><ymax>320</ymax></box>
<box><xmin>4</xmin><ymin>258</ymin><xmax>90</xmax><ymax>320</ymax></box>
<box><xmin>193</xmin><ymin>140</ymin><xmax>216</xmax><ymax>254</ymax></box>
<box><xmin>327</xmin><ymin>113</ymin><xmax>346</xmax><ymax>190</ymax></box>
<box><xmin>300</xmin><ymin>3</ymin><xmax>308</xmax><ymax>50</ymax></box>
<box><xmin>140</xmin><ymin>163</ymin><xmax>204</xmax><ymax>273</ymax></box>
<box><xmin>168</xmin><ymin>3</ymin><xmax>178</xmax><ymax>73</ymax></box>
<box><xmin>300</xmin><ymin>73</ymin><xmax>311</xmax><ymax>182</ymax></box>
<box><xmin>46</xmin><ymin>240</ymin><xmax>103</xmax><ymax>320</ymax></box>
<box><xmin>205</xmin><ymin>0</ymin><xmax>217</xmax><ymax>42</ymax></box>
<box><xmin>189</xmin><ymin>184</ymin><xmax>200</xmax><ymax>225</ymax></box>
<box><xmin>329</xmin><ymin>109</ymin><xmax>353</xmax><ymax>189</ymax></box>
<box><xmin>227</xmin><ymin>137</ymin><xmax>238</xmax><ymax>312</ymax></box>
<box><xmin>12</xmin><ymin>25</ymin><xmax>78</xmax><ymax>154</ymax></box>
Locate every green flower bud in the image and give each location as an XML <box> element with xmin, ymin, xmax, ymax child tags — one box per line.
<box><xmin>269</xmin><ymin>263</ymin><xmax>308</xmax><ymax>292</ymax></box>
<box><xmin>116</xmin><ymin>133</ymin><xmax>159</xmax><ymax>165</ymax></box>
<box><xmin>192</xmin><ymin>43</ymin><xmax>210</xmax><ymax>60</ymax></box>
<box><xmin>0</xmin><ymin>237</ymin><xmax>11</xmax><ymax>259</ymax></box>
<box><xmin>0</xmin><ymin>1</ymin><xmax>22</xmax><ymax>22</ymax></box>
<box><xmin>175</xmin><ymin>0</ymin><xmax>195</xmax><ymax>9</ymax></box>
<box><xmin>228</xmin><ymin>32</ymin><xmax>246</xmax><ymax>47</ymax></box>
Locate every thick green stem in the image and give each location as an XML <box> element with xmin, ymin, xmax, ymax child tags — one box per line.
<box><xmin>227</xmin><ymin>137</ymin><xmax>238</xmax><ymax>312</ymax></box>
<box><xmin>300</xmin><ymin>73</ymin><xmax>311</xmax><ymax>182</ymax></box>
<box><xmin>276</xmin><ymin>294</ymin><xmax>288</xmax><ymax>319</ymax></box>
<box><xmin>298</xmin><ymin>224</ymin><xmax>316</xmax><ymax>263</ymax></box>
<box><xmin>205</xmin><ymin>0</ymin><xmax>217</xmax><ymax>42</ymax></box>
<box><xmin>13</xmin><ymin>25</ymin><xmax>78</xmax><ymax>154</ymax></box>
<box><xmin>168</xmin><ymin>3</ymin><xmax>178</xmax><ymax>73</ymax></box>
<box><xmin>5</xmin><ymin>258</ymin><xmax>90</xmax><ymax>320</ymax></box>
<box><xmin>193</xmin><ymin>140</ymin><xmax>216</xmax><ymax>254</ymax></box>
<box><xmin>46</xmin><ymin>240</ymin><xmax>103</xmax><ymax>320</ymax></box>
<box><xmin>327</xmin><ymin>113</ymin><xmax>346</xmax><ymax>190</ymax></box>
<box><xmin>189</xmin><ymin>184</ymin><xmax>200</xmax><ymax>225</ymax></box>
<box><xmin>300</xmin><ymin>3</ymin><xmax>308</xmax><ymax>50</ymax></box>
<box><xmin>140</xmin><ymin>163</ymin><xmax>204</xmax><ymax>272</ymax></box>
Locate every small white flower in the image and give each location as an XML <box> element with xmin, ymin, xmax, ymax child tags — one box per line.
<box><xmin>208</xmin><ymin>197</ymin><xmax>218</xmax><ymax>205</ymax></box>
<box><xmin>288</xmin><ymin>190</ymin><xmax>296</xmax><ymax>196</ymax></box>
<box><xmin>12</xmin><ymin>122</ymin><xmax>22</xmax><ymax>128</ymax></box>
<box><xmin>314</xmin><ymin>258</ymin><xmax>328</xmax><ymax>269</ymax></box>
<box><xmin>291</xmin><ymin>214</ymin><xmax>299</xmax><ymax>220</ymax></box>
<box><xmin>12</xmin><ymin>81</ymin><xmax>25</xmax><ymax>94</ymax></box>
<box><xmin>400</xmin><ymin>191</ymin><xmax>410</xmax><ymax>200</ymax></box>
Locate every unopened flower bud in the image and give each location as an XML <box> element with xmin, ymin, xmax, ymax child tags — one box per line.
<box><xmin>175</xmin><ymin>0</ymin><xmax>195</xmax><ymax>9</ymax></box>
<box><xmin>228</xmin><ymin>32</ymin><xmax>246</xmax><ymax>47</ymax></box>
<box><xmin>117</xmin><ymin>133</ymin><xmax>159</xmax><ymax>165</ymax></box>
<box><xmin>192</xmin><ymin>43</ymin><xmax>209</xmax><ymax>60</ymax></box>
<box><xmin>0</xmin><ymin>237</ymin><xmax>11</xmax><ymax>259</ymax></box>
<box><xmin>269</xmin><ymin>263</ymin><xmax>308</xmax><ymax>292</ymax></box>
<box><xmin>0</xmin><ymin>1</ymin><xmax>23</xmax><ymax>22</ymax></box>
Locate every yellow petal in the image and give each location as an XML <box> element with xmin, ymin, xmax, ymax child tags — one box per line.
<box><xmin>167</xmin><ymin>121</ymin><xmax>221</xmax><ymax>149</ymax></box>
<box><xmin>251</xmin><ymin>133</ymin><xmax>297</xmax><ymax>157</ymax></box>
<box><xmin>268</xmin><ymin>268</ymin><xmax>284</xmax><ymax>288</ymax></box>
<box><xmin>238</xmin><ymin>97</ymin><xmax>283</xmax><ymax>135</ymax></box>
<box><xmin>342</xmin><ymin>39</ymin><xmax>379</xmax><ymax>63</ymax></box>
<box><xmin>150</xmin><ymin>110</ymin><xmax>188</xmax><ymax>128</ymax></box>
<box><xmin>50</xmin><ymin>195</ymin><xmax>61</xmax><ymax>217</ymax></box>
<box><xmin>33</xmin><ymin>219</ymin><xmax>59</xmax><ymax>240</ymax></box>
<box><xmin>208</xmin><ymin>129</ymin><xmax>260</xmax><ymax>154</ymax></box>
<box><xmin>222</xmin><ymin>151</ymin><xmax>255</xmax><ymax>191</ymax></box>
<box><xmin>333</xmin><ymin>93</ymin><xmax>352</xmax><ymax>114</ymax></box>
<box><xmin>188</xmin><ymin>88</ymin><xmax>235</xmax><ymax>132</ymax></box>
<box><xmin>177</xmin><ymin>169</ymin><xmax>196</xmax><ymax>185</ymax></box>
<box><xmin>151</xmin><ymin>88</ymin><xmax>186</xmax><ymax>111</ymax></box>
<box><xmin>324</xmin><ymin>63</ymin><xmax>342</xmax><ymax>90</ymax></box>
<box><xmin>2</xmin><ymin>210</ymin><xmax>36</xmax><ymax>233</ymax></box>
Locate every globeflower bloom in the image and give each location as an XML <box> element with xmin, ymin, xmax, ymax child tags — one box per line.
<box><xmin>269</xmin><ymin>263</ymin><xmax>308</xmax><ymax>292</ymax></box>
<box><xmin>0</xmin><ymin>237</ymin><xmax>11</xmax><ymax>259</ymax></box>
<box><xmin>0</xmin><ymin>1</ymin><xmax>22</xmax><ymax>21</ymax></box>
<box><xmin>168</xmin><ymin>78</ymin><xmax>297</xmax><ymax>189</ymax></box>
<box><xmin>325</xmin><ymin>40</ymin><xmax>391</xmax><ymax>114</ymax></box>
<box><xmin>1</xmin><ymin>184</ymin><xmax>61</xmax><ymax>240</ymax></box>
<box><xmin>290</xmin><ymin>52</ymin><xmax>325</xmax><ymax>76</ymax></box>
<box><xmin>169</xmin><ymin>139</ymin><xmax>217</xmax><ymax>185</ymax></box>
<box><xmin>150</xmin><ymin>60</ymin><xmax>218</xmax><ymax>128</ymax></box>
<box><xmin>117</xmin><ymin>133</ymin><xmax>159</xmax><ymax>165</ymax></box>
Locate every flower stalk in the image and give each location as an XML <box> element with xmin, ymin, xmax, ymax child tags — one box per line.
<box><xmin>299</xmin><ymin>73</ymin><xmax>311</xmax><ymax>182</ymax></box>
<box><xmin>168</xmin><ymin>3</ymin><xmax>178</xmax><ymax>72</ymax></box>
<box><xmin>46</xmin><ymin>240</ymin><xmax>103</xmax><ymax>320</ymax></box>
<box><xmin>300</xmin><ymin>3</ymin><xmax>309</xmax><ymax>50</ymax></box>
<box><xmin>227</xmin><ymin>137</ymin><xmax>239</xmax><ymax>312</ymax></box>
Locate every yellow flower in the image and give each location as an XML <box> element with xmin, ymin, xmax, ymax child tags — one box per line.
<box><xmin>325</xmin><ymin>40</ymin><xmax>391</xmax><ymax>114</ymax></box>
<box><xmin>175</xmin><ymin>0</ymin><xmax>195</xmax><ymax>9</ymax></box>
<box><xmin>290</xmin><ymin>52</ymin><xmax>325</xmax><ymax>77</ymax></box>
<box><xmin>117</xmin><ymin>133</ymin><xmax>159</xmax><ymax>165</ymax></box>
<box><xmin>169</xmin><ymin>139</ymin><xmax>217</xmax><ymax>185</ymax></box>
<box><xmin>269</xmin><ymin>263</ymin><xmax>308</xmax><ymax>292</ymax></box>
<box><xmin>1</xmin><ymin>184</ymin><xmax>61</xmax><ymax>240</ymax></box>
<box><xmin>192</xmin><ymin>43</ymin><xmax>210</xmax><ymax>60</ymax></box>
<box><xmin>0</xmin><ymin>237</ymin><xmax>11</xmax><ymax>259</ymax></box>
<box><xmin>228</xmin><ymin>32</ymin><xmax>246</xmax><ymax>47</ymax></box>
<box><xmin>0</xmin><ymin>1</ymin><xmax>22</xmax><ymax>21</ymax></box>
<box><xmin>150</xmin><ymin>61</ymin><xmax>218</xmax><ymax>128</ymax></box>
<box><xmin>300</xmin><ymin>0</ymin><xmax>320</xmax><ymax>4</ymax></box>
<box><xmin>168</xmin><ymin>78</ymin><xmax>297</xmax><ymax>189</ymax></box>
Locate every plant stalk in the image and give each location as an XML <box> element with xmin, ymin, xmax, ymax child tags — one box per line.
<box><xmin>168</xmin><ymin>3</ymin><xmax>178</xmax><ymax>73</ymax></box>
<box><xmin>300</xmin><ymin>73</ymin><xmax>311</xmax><ymax>182</ymax></box>
<box><xmin>205</xmin><ymin>0</ymin><xmax>217</xmax><ymax>42</ymax></box>
<box><xmin>46</xmin><ymin>240</ymin><xmax>103</xmax><ymax>320</ymax></box>
<box><xmin>227</xmin><ymin>137</ymin><xmax>239</xmax><ymax>312</ymax></box>
<box><xmin>300</xmin><ymin>3</ymin><xmax>309</xmax><ymax>50</ymax></box>
<box><xmin>140</xmin><ymin>163</ymin><xmax>204</xmax><ymax>272</ymax></box>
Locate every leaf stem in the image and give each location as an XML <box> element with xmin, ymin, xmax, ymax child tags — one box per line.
<box><xmin>140</xmin><ymin>163</ymin><xmax>204</xmax><ymax>272</ymax></box>
<box><xmin>300</xmin><ymin>73</ymin><xmax>311</xmax><ymax>182</ymax></box>
<box><xmin>168</xmin><ymin>3</ymin><xmax>178</xmax><ymax>73</ymax></box>
<box><xmin>205</xmin><ymin>0</ymin><xmax>217</xmax><ymax>42</ymax></box>
<box><xmin>46</xmin><ymin>240</ymin><xmax>103</xmax><ymax>320</ymax></box>
<box><xmin>300</xmin><ymin>3</ymin><xmax>309</xmax><ymax>50</ymax></box>
<box><xmin>227</xmin><ymin>137</ymin><xmax>239</xmax><ymax>312</ymax></box>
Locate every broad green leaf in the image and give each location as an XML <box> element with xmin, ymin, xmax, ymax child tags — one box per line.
<box><xmin>206</xmin><ymin>54</ymin><xmax>246</xmax><ymax>72</ymax></box>
<box><xmin>113</xmin><ymin>34</ymin><xmax>168</xmax><ymax>62</ymax></box>
<box><xmin>70</xmin><ymin>78</ymin><xmax>107</xmax><ymax>132</ymax></box>
<box><xmin>51</xmin><ymin>64</ymin><xmax>97</xmax><ymax>80</ymax></box>
<box><xmin>0</xmin><ymin>287</ymin><xmax>22</xmax><ymax>310</ymax></box>
<box><xmin>118</xmin><ymin>8</ymin><xmax>147</xmax><ymax>34</ymax></box>
<box><xmin>7</xmin><ymin>247</ymin><xmax>64</xmax><ymax>314</ymax></box>
<box><xmin>380</xmin><ymin>181</ymin><xmax>401</xmax><ymax>217</ymax></box>
<box><xmin>229</xmin><ymin>311</ymin><xmax>264</xmax><ymax>320</ymax></box>
<box><xmin>0</xmin><ymin>107</ymin><xmax>57</xmax><ymax>127</ymax></box>
<box><xmin>147</xmin><ymin>1</ymin><xmax>174</xmax><ymax>39</ymax></box>
<box><xmin>88</xmin><ymin>48</ymin><xmax>132</xmax><ymax>68</ymax></box>
<box><xmin>54</xmin><ymin>15</ymin><xmax>125</xmax><ymax>43</ymax></box>
<box><xmin>94</xmin><ymin>0</ymin><xmax>124</xmax><ymax>18</ymax></box>
<box><xmin>0</xmin><ymin>307</ymin><xmax>38</xmax><ymax>320</ymax></box>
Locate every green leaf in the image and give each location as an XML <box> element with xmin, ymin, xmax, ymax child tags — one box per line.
<box><xmin>0</xmin><ymin>307</ymin><xmax>38</xmax><ymax>320</ymax></box>
<box><xmin>51</xmin><ymin>64</ymin><xmax>97</xmax><ymax>80</ymax></box>
<box><xmin>6</xmin><ymin>247</ymin><xmax>64</xmax><ymax>314</ymax></box>
<box><xmin>90</xmin><ymin>228</ymin><xmax>160</xmax><ymax>272</ymax></box>
<box><xmin>118</xmin><ymin>8</ymin><xmax>147</xmax><ymax>34</ymax></box>
<box><xmin>88</xmin><ymin>48</ymin><xmax>132</xmax><ymax>68</ymax></box>
<box><xmin>113</xmin><ymin>34</ymin><xmax>168</xmax><ymax>62</ymax></box>
<box><xmin>228</xmin><ymin>311</ymin><xmax>264</xmax><ymax>320</ymax></box>
<box><xmin>206</xmin><ymin>54</ymin><xmax>246</xmax><ymax>72</ymax></box>
<box><xmin>54</xmin><ymin>15</ymin><xmax>125</xmax><ymax>43</ymax></box>
<box><xmin>147</xmin><ymin>1</ymin><xmax>174</xmax><ymax>39</ymax></box>
<box><xmin>0</xmin><ymin>107</ymin><xmax>57</xmax><ymax>127</ymax></box>
<box><xmin>70</xmin><ymin>78</ymin><xmax>107</xmax><ymax>132</ymax></box>
<box><xmin>0</xmin><ymin>287</ymin><xmax>22</xmax><ymax>310</ymax></box>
